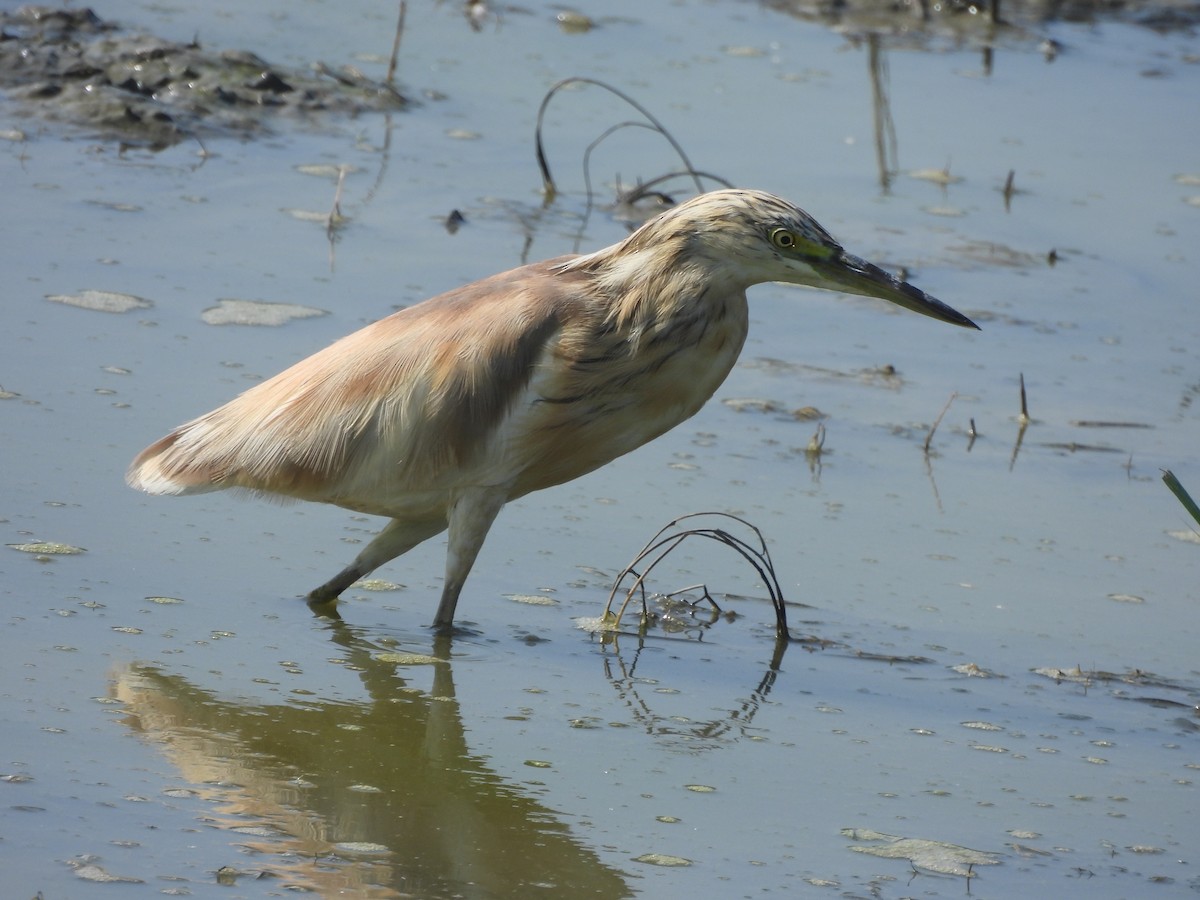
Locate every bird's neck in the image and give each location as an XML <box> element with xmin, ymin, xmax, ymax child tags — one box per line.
<box><xmin>592</xmin><ymin>242</ymin><xmax>748</xmax><ymax>336</ymax></box>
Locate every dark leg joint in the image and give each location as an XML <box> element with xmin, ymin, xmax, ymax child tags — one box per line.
<box><xmin>307</xmin><ymin>564</ymin><xmax>363</xmax><ymax>603</ymax></box>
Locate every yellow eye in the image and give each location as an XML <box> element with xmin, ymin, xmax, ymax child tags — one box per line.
<box><xmin>770</xmin><ymin>228</ymin><xmax>797</xmax><ymax>251</ymax></box>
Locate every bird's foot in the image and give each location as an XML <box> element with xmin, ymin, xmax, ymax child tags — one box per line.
<box><xmin>306</xmin><ymin>592</ymin><xmax>343</xmax><ymax>620</ymax></box>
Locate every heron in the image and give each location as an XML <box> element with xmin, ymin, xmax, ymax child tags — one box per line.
<box><xmin>128</xmin><ymin>189</ymin><xmax>977</xmax><ymax>628</ymax></box>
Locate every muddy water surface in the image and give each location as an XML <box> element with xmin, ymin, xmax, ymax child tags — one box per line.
<box><xmin>3</xmin><ymin>1</ymin><xmax>1199</xmax><ymax>897</ymax></box>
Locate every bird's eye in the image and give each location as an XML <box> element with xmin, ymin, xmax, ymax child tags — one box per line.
<box><xmin>770</xmin><ymin>228</ymin><xmax>797</xmax><ymax>251</ymax></box>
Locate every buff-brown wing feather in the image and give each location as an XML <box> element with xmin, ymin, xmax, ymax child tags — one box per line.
<box><xmin>127</xmin><ymin>258</ymin><xmax>588</xmax><ymax>508</ymax></box>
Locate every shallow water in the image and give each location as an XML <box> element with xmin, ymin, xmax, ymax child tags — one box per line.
<box><xmin>3</xmin><ymin>0</ymin><xmax>1199</xmax><ymax>897</ymax></box>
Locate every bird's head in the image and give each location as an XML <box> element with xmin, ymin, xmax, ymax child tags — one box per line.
<box><xmin>626</xmin><ymin>189</ymin><xmax>979</xmax><ymax>330</ymax></box>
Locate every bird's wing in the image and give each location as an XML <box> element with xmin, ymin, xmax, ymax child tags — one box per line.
<box><xmin>127</xmin><ymin>257</ymin><xmax>587</xmax><ymax>509</ymax></box>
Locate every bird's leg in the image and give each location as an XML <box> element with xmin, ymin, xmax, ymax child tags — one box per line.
<box><xmin>433</xmin><ymin>487</ymin><xmax>509</xmax><ymax>629</ymax></box>
<box><xmin>308</xmin><ymin>564</ymin><xmax>363</xmax><ymax>603</ymax></box>
<box><xmin>308</xmin><ymin>516</ymin><xmax>446</xmax><ymax>602</ymax></box>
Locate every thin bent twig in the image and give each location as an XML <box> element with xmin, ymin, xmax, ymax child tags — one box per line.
<box><xmin>535</xmin><ymin>77</ymin><xmax>706</xmax><ymax>200</ymax></box>
<box><xmin>604</xmin><ymin>512</ymin><xmax>789</xmax><ymax>640</ymax></box>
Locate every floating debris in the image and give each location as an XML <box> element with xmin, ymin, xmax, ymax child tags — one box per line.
<box><xmin>507</xmin><ymin>593</ymin><xmax>559</xmax><ymax>606</ymax></box>
<box><xmin>1107</xmin><ymin>593</ymin><xmax>1145</xmax><ymax>604</ymax></box>
<box><xmin>575</xmin><ymin>615</ymin><xmax>617</xmax><ymax>633</ymax></box>
<box><xmin>1010</xmin><ymin>842</ymin><xmax>1054</xmax><ymax>857</ymax></box>
<box><xmin>282</xmin><ymin>208</ymin><xmax>333</xmax><ymax>223</ymax></box>
<box><xmin>373</xmin><ymin>652</ymin><xmax>439</xmax><ymax>665</ymax></box>
<box><xmin>8</xmin><ymin>541</ymin><xmax>86</xmax><ymax>555</ymax></box>
<box><xmin>633</xmin><ymin>853</ymin><xmax>693</xmax><ymax>867</ymax></box>
<box><xmin>722</xmin><ymin>397</ymin><xmax>786</xmax><ymax>415</ymax></box>
<box><xmin>353</xmin><ymin>578</ymin><xmax>404</xmax><ymax>591</ymax></box>
<box><xmin>909</xmin><ymin>166</ymin><xmax>963</xmax><ymax>185</ymax></box>
<box><xmin>724</xmin><ymin>45</ymin><xmax>767</xmax><ymax>57</ymax></box>
<box><xmin>1033</xmin><ymin>665</ymin><xmax>1092</xmax><ymax>684</ymax></box>
<box><xmin>556</xmin><ymin>10</ymin><xmax>595</xmax><ymax>33</ymax></box>
<box><xmin>950</xmin><ymin>662</ymin><xmax>1004</xmax><ymax>678</ymax></box>
<box><xmin>843</xmin><ymin>828</ymin><xmax>1001</xmax><ymax>877</ymax></box>
<box><xmin>85</xmin><ymin>200</ymin><xmax>142</xmax><ymax>213</ymax></box>
<box><xmin>67</xmin><ymin>856</ymin><xmax>144</xmax><ymax>884</ymax></box>
<box><xmin>200</xmin><ymin>299</ymin><xmax>328</xmax><ymax>326</ymax></box>
<box><xmin>46</xmin><ymin>291</ymin><xmax>152</xmax><ymax>313</ymax></box>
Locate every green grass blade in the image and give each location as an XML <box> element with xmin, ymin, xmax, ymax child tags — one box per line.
<box><xmin>1162</xmin><ymin>470</ymin><xmax>1200</xmax><ymax>526</ymax></box>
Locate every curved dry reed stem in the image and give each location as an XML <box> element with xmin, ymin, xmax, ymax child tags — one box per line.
<box><xmin>604</xmin><ymin>512</ymin><xmax>788</xmax><ymax>639</ymax></box>
<box><xmin>535</xmin><ymin>76</ymin><xmax>705</xmax><ymax>199</ymax></box>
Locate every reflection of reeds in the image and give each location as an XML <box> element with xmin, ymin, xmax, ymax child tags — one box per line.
<box><xmin>597</xmin><ymin>636</ymin><xmax>785</xmax><ymax>748</ymax></box>
<box><xmin>867</xmin><ymin>33</ymin><xmax>897</xmax><ymax>192</ymax></box>
<box><xmin>385</xmin><ymin>2</ymin><xmax>406</xmax><ymax>89</ymax></box>
<box><xmin>1010</xmin><ymin>371</ymin><xmax>1030</xmax><ymax>469</ymax></box>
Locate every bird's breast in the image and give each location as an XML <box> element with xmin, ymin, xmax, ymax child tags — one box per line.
<box><xmin>508</xmin><ymin>293</ymin><xmax>749</xmax><ymax>494</ymax></box>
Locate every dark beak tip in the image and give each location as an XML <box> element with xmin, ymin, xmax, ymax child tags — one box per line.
<box><xmin>924</xmin><ymin>299</ymin><xmax>979</xmax><ymax>331</ymax></box>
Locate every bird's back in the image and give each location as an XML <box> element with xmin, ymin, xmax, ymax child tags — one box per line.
<box><xmin>127</xmin><ymin>258</ymin><xmax>590</xmax><ymax>513</ymax></box>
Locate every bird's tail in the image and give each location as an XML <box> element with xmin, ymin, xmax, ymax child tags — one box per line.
<box><xmin>126</xmin><ymin>427</ymin><xmax>226</xmax><ymax>495</ymax></box>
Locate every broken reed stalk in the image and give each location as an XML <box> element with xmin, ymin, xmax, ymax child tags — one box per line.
<box><xmin>806</xmin><ymin>422</ymin><xmax>826</xmax><ymax>458</ymax></box>
<box><xmin>579</xmin><ymin>122</ymin><xmax>733</xmax><ymax>208</ymax></box>
<box><xmin>1007</xmin><ymin>374</ymin><xmax>1032</xmax><ymax>470</ymax></box>
<box><xmin>579</xmin><ymin>120</ymin><xmax>656</xmax><ymax>215</ymax></box>
<box><xmin>923</xmin><ymin>392</ymin><xmax>957</xmax><ymax>455</ymax></box>
<box><xmin>534</xmin><ymin>76</ymin><xmax>706</xmax><ymax>199</ymax></box>
<box><xmin>615</xmin><ymin>169</ymin><xmax>734</xmax><ymax>204</ymax></box>
<box><xmin>604</xmin><ymin>512</ymin><xmax>788</xmax><ymax>640</ymax></box>
<box><xmin>385</xmin><ymin>1</ymin><xmax>407</xmax><ymax>89</ymax></box>
<box><xmin>1162</xmin><ymin>470</ymin><xmax>1200</xmax><ymax>526</ymax></box>
<box><xmin>326</xmin><ymin>165</ymin><xmax>348</xmax><ymax>239</ymax></box>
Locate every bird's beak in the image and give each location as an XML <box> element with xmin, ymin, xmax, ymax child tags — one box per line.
<box><xmin>816</xmin><ymin>252</ymin><xmax>980</xmax><ymax>330</ymax></box>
